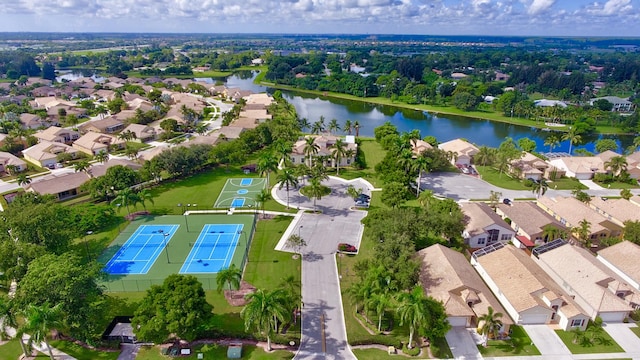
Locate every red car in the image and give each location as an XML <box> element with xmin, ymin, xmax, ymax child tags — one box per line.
<box><xmin>338</xmin><ymin>243</ymin><xmax>357</xmax><ymax>253</ymax></box>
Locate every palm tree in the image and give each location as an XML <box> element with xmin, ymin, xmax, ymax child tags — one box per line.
<box><xmin>544</xmin><ymin>134</ymin><xmax>561</xmax><ymax>153</ymax></box>
<box><xmin>298</xmin><ymin>118</ymin><xmax>310</xmax><ymax>133</ymax></box>
<box><xmin>347</xmin><ymin>281</ymin><xmax>371</xmax><ymax>314</ymax></box>
<box><xmin>531</xmin><ymin>179</ymin><xmax>549</xmax><ymax>198</ymax></box>
<box><xmin>330</xmin><ymin>138</ymin><xmax>348</xmax><ymax>175</ymax></box>
<box><xmin>305</xmin><ymin>177</ymin><xmax>326</xmax><ymax>212</ymax></box>
<box><xmin>353</xmin><ymin>120</ymin><xmax>361</xmax><ymax>137</ymax></box>
<box><xmin>137</xmin><ymin>188</ymin><xmax>155</xmax><ymax>210</ymax></box>
<box><xmin>216</xmin><ymin>264</ymin><xmax>242</xmax><ymax>292</ymax></box>
<box><xmin>475</xmin><ymin>146</ymin><xmax>496</xmax><ymax>167</ymax></box>
<box><xmin>73</xmin><ymin>160</ymin><xmax>91</xmax><ymax>176</ymax></box>
<box><xmin>562</xmin><ymin>128</ymin><xmax>582</xmax><ymax>155</ymax></box>
<box><xmin>4</xmin><ymin>164</ymin><xmax>19</xmax><ymax>176</ymax></box>
<box><xmin>111</xmin><ymin>188</ymin><xmax>140</xmax><ymax>215</ymax></box>
<box><xmin>257</xmin><ymin>152</ymin><xmax>279</xmax><ymax>186</ymax></box>
<box><xmin>241</xmin><ymin>289</ymin><xmax>290</xmax><ymax>351</ymax></box>
<box><xmin>94</xmin><ymin>150</ymin><xmax>109</xmax><ymax>164</ymax></box>
<box><xmin>344</xmin><ymin>119</ymin><xmax>353</xmax><ymax>135</ymax></box>
<box><xmin>412</xmin><ymin>154</ymin><xmax>431</xmax><ymax>196</ymax></box>
<box><xmin>396</xmin><ymin>286</ymin><xmax>430</xmax><ymax>349</ymax></box>
<box><xmin>276</xmin><ymin>168</ymin><xmax>299</xmax><ymax>209</ymax></box>
<box><xmin>16</xmin><ymin>174</ymin><xmax>31</xmax><ymax>186</ymax></box>
<box><xmin>303</xmin><ymin>137</ymin><xmax>320</xmax><ymax>167</ymax></box>
<box><xmin>125</xmin><ymin>145</ymin><xmax>140</xmax><ymax>161</ymax></box>
<box><xmin>478</xmin><ymin>306</ymin><xmax>504</xmax><ymax>346</ymax></box>
<box><xmin>574</xmin><ymin>219</ymin><xmax>592</xmax><ymax>247</ymax></box>
<box><xmin>21</xmin><ymin>303</ymin><xmax>62</xmax><ymax>360</ymax></box>
<box><xmin>367</xmin><ymin>292</ymin><xmax>393</xmax><ymax>332</ymax></box>
<box><xmin>604</xmin><ymin>155</ymin><xmax>628</xmax><ymax>177</ymax></box>
<box><xmin>418</xmin><ymin>190</ymin><xmax>435</xmax><ymax>208</ymax></box>
<box><xmin>118</xmin><ymin>130</ymin><xmax>137</xmax><ymax>142</ymax></box>
<box><xmin>542</xmin><ymin>224</ymin><xmax>562</xmax><ymax>242</ymax></box>
<box><xmin>328</xmin><ymin>118</ymin><xmax>340</xmax><ymax>135</ymax></box>
<box><xmin>255</xmin><ymin>189</ymin><xmax>271</xmax><ymax>216</ymax></box>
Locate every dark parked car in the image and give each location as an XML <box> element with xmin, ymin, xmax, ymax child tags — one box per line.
<box><xmin>503</xmin><ymin>198</ymin><xmax>512</xmax><ymax>205</ymax></box>
<box><xmin>355</xmin><ymin>194</ymin><xmax>370</xmax><ymax>202</ymax></box>
<box><xmin>338</xmin><ymin>243</ymin><xmax>357</xmax><ymax>252</ymax></box>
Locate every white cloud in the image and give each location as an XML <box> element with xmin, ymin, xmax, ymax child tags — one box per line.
<box><xmin>586</xmin><ymin>0</ymin><xmax>632</xmax><ymax>16</ymax></box>
<box><xmin>527</xmin><ymin>0</ymin><xmax>555</xmax><ymax>14</ymax></box>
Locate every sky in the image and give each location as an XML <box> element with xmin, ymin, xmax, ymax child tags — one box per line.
<box><xmin>0</xmin><ymin>0</ymin><xmax>639</xmax><ymax>36</ymax></box>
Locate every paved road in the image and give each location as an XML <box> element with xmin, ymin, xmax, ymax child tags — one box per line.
<box><xmin>421</xmin><ymin>172</ymin><xmax>640</xmax><ymax>201</ymax></box>
<box><xmin>274</xmin><ymin>177</ymin><xmax>372</xmax><ymax>360</ymax></box>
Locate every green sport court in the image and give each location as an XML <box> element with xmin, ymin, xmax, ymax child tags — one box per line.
<box><xmin>213</xmin><ymin>177</ymin><xmax>267</xmax><ymax>209</ymax></box>
<box><xmin>100</xmin><ymin>214</ymin><xmax>256</xmax><ymax>292</ymax></box>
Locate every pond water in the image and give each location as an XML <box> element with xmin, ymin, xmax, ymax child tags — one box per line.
<box><xmin>56</xmin><ymin>69</ymin><xmax>106</xmax><ymax>83</ymax></box>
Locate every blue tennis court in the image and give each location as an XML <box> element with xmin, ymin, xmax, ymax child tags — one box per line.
<box><xmin>180</xmin><ymin>224</ymin><xmax>244</xmax><ymax>274</ymax></box>
<box><xmin>104</xmin><ymin>224</ymin><xmax>179</xmax><ymax>275</ymax></box>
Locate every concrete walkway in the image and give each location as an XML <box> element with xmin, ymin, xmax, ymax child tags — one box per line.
<box><xmin>272</xmin><ymin>177</ymin><xmax>373</xmax><ymax>360</ymax></box>
<box><xmin>602</xmin><ymin>323</ymin><xmax>640</xmax><ymax>354</ymax></box>
<box><xmin>117</xmin><ymin>343</ymin><xmax>141</xmax><ymax>360</ymax></box>
<box><xmin>3</xmin><ymin>327</ymin><xmax>77</xmax><ymax>359</ymax></box>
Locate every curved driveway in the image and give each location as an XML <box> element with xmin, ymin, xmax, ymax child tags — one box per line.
<box><xmin>273</xmin><ymin>177</ymin><xmax>372</xmax><ymax>360</ymax></box>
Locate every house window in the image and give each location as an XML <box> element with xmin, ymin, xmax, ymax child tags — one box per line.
<box><xmin>571</xmin><ymin>319</ymin><xmax>584</xmax><ymax>327</ymax></box>
<box><xmin>477</xmin><ymin>238</ymin><xmax>486</xmax><ymax>245</ymax></box>
<box><xmin>487</xmin><ymin>229</ymin><xmax>499</xmax><ymax>243</ymax></box>
<box><xmin>501</xmin><ymin>234</ymin><xmax>512</xmax><ymax>241</ymax></box>
<box><xmin>347</xmin><ymin>159</ymin><xmax>351</xmax><ymax>165</ymax></box>
<box><xmin>291</xmin><ymin>157</ymin><xmax>295</xmax><ymax>163</ymax></box>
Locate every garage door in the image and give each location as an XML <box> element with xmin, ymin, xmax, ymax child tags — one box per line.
<box><xmin>599</xmin><ymin>312</ymin><xmax>626</xmax><ymax>323</ymax></box>
<box><xmin>448</xmin><ymin>316</ymin><xmax>469</xmax><ymax>327</ymax></box>
<box><xmin>520</xmin><ymin>313</ymin><xmax>548</xmax><ymax>324</ymax></box>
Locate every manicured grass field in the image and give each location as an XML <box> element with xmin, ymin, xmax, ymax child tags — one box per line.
<box><xmin>477</xmin><ymin>326</ymin><xmax>540</xmax><ymax>357</ymax></box>
<box><xmin>0</xmin><ymin>339</ymin><xmax>46</xmax><ymax>360</ymax></box>
<box><xmin>594</xmin><ymin>180</ymin><xmax>640</xmax><ymax>189</ymax></box>
<box><xmin>475</xmin><ymin>166</ymin><xmax>531</xmax><ymax>190</ymax></box>
<box><xmin>631</xmin><ymin>325</ymin><xmax>640</xmax><ymax>338</ymax></box>
<box><xmin>49</xmin><ymin>340</ymin><xmax>120</xmax><ymax>360</ymax></box>
<box><xmin>554</xmin><ymin>328</ymin><xmax>624</xmax><ymax>354</ymax></box>
<box><xmin>338</xmin><ymin>138</ymin><xmax>386</xmax><ymax>188</ymax></box>
<box><xmin>549</xmin><ymin>177</ymin><xmax>588</xmax><ymax>190</ymax></box>
<box><xmin>135</xmin><ymin>343</ymin><xmax>293</xmax><ymax>360</ymax></box>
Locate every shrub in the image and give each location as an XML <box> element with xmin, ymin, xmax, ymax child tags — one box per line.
<box><xmin>402</xmin><ymin>345</ymin><xmax>421</xmax><ymax>356</ymax></box>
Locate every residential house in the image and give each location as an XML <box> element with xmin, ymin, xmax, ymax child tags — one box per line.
<box><xmin>586</xmin><ymin>197</ymin><xmax>640</xmax><ymax>227</ymax></box>
<box><xmin>509</xmin><ymin>152</ymin><xmax>549</xmax><ymax>180</ymax></box>
<box><xmin>534</xmin><ymin>99</ymin><xmax>568</xmax><ymax>108</ymax></box>
<box><xmin>548</xmin><ymin>151</ymin><xmax>619</xmax><ymax>180</ymax></box>
<box><xmin>110</xmin><ymin>110</ymin><xmax>138</xmax><ymax>123</ymax></box>
<box><xmin>0</xmin><ymin>151</ymin><xmax>27</xmax><ymax>173</ymax></box>
<box><xmin>590</xmin><ymin>96</ymin><xmax>635</xmax><ymax>113</ymax></box>
<box><xmin>411</xmin><ymin>139</ymin><xmax>433</xmax><ymax>157</ymax></box>
<box><xmin>536</xmin><ymin>196</ymin><xmax>623</xmax><ymax>241</ymax></box>
<box><xmin>244</xmin><ymin>93</ymin><xmax>274</xmax><ymax>107</ymax></box>
<box><xmin>79</xmin><ymin>117</ymin><xmax>125</xmax><ymax>134</ymax></box>
<box><xmin>231</xmin><ymin>117</ymin><xmax>261</xmax><ymax>130</ymax></box>
<box><xmin>22</xmin><ymin>141</ymin><xmax>79</xmax><ymax>169</ymax></box>
<box><xmin>33</xmin><ymin>126</ymin><xmax>80</xmax><ymax>145</ymax></box>
<box><xmin>290</xmin><ymin>135</ymin><xmax>357</xmax><ymax>167</ymax></box>
<box><xmin>532</xmin><ymin>239</ymin><xmax>638</xmax><ymax>322</ymax></box>
<box><xmin>20</xmin><ymin>113</ymin><xmax>51</xmax><ymax>129</ymax></box>
<box><xmin>239</xmin><ymin>108</ymin><xmax>271</xmax><ymax>122</ymax></box>
<box><xmin>496</xmin><ymin>202</ymin><xmax>566</xmax><ymax>247</ymax></box>
<box><xmin>438</xmin><ymin>139</ymin><xmax>479</xmax><ymax>166</ymax></box>
<box><xmin>461</xmin><ymin>202</ymin><xmax>515</xmax><ymax>249</ymax></box>
<box><xmin>598</xmin><ymin>241</ymin><xmax>640</xmax><ymax>291</ymax></box>
<box><xmin>471</xmin><ymin>243</ymin><xmax>590</xmax><ymax>331</ymax></box>
<box><xmin>89</xmin><ymin>158</ymin><xmax>142</xmax><ymax>178</ymax></box>
<box><xmin>122</xmin><ymin>124</ymin><xmax>158</xmax><ymax>143</ymax></box>
<box><xmin>631</xmin><ymin>195</ymin><xmax>640</xmax><ymax>207</ymax></box>
<box><xmin>91</xmin><ymin>89</ymin><xmax>117</xmax><ymax>102</ymax></box>
<box><xmin>73</xmin><ymin>132</ymin><xmax>125</xmax><ymax>156</ymax></box>
<box><xmin>626</xmin><ymin>151</ymin><xmax>640</xmax><ymax>179</ymax></box>
<box><xmin>417</xmin><ymin>244</ymin><xmax>513</xmax><ymax>331</ymax></box>
<box><xmin>26</xmin><ymin>171</ymin><xmax>90</xmax><ymax>201</ymax></box>
<box><xmin>216</xmin><ymin>126</ymin><xmax>245</xmax><ymax>141</ymax></box>
<box><xmin>31</xmin><ymin>96</ymin><xmax>76</xmax><ymax>110</ymax></box>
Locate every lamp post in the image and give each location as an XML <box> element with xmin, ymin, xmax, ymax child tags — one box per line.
<box><xmin>84</xmin><ymin>230</ymin><xmax>93</xmax><ymax>262</ymax></box>
<box><xmin>298</xmin><ymin>225</ymin><xmax>303</xmax><ymax>238</ymax></box>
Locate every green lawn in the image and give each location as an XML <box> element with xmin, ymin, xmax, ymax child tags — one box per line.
<box><xmin>631</xmin><ymin>325</ymin><xmax>640</xmax><ymax>338</ymax></box>
<box><xmin>593</xmin><ymin>181</ymin><xmax>640</xmax><ymax>190</ymax></box>
<box><xmin>477</xmin><ymin>326</ymin><xmax>540</xmax><ymax>357</ymax></box>
<box><xmin>48</xmin><ymin>340</ymin><xmax>120</xmax><ymax>360</ymax></box>
<box><xmin>338</xmin><ymin>138</ymin><xmax>386</xmax><ymax>188</ymax></box>
<box><xmin>475</xmin><ymin>166</ymin><xmax>530</xmax><ymax>191</ymax></box>
<box><xmin>0</xmin><ymin>339</ymin><xmax>46</xmax><ymax>360</ymax></box>
<box><xmin>555</xmin><ymin>327</ymin><xmax>624</xmax><ymax>354</ymax></box>
<box><xmin>549</xmin><ymin>177</ymin><xmax>588</xmax><ymax>190</ymax></box>
<box><xmin>135</xmin><ymin>344</ymin><xmax>293</xmax><ymax>360</ymax></box>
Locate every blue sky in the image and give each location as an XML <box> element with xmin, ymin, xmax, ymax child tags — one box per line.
<box><xmin>0</xmin><ymin>0</ymin><xmax>639</xmax><ymax>36</ymax></box>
